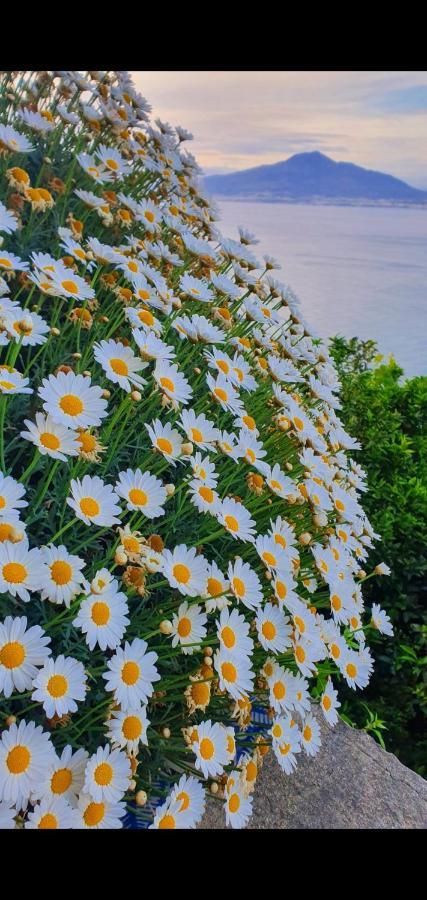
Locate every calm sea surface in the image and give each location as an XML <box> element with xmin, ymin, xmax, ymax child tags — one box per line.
<box><xmin>217</xmin><ymin>201</ymin><xmax>427</xmax><ymax>377</ymax></box>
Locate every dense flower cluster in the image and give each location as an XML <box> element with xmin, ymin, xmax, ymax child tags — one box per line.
<box><xmin>0</xmin><ymin>70</ymin><xmax>392</xmax><ymax>830</ymax></box>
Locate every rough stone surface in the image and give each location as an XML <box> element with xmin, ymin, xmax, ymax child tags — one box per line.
<box><xmin>199</xmin><ymin>712</ymin><xmax>427</xmax><ymax>829</ymax></box>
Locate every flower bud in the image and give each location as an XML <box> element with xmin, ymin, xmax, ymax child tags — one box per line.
<box><xmin>50</xmin><ymin>326</ymin><xmax>60</xmax><ymax>337</ymax></box>
<box><xmin>162</xmin><ymin>727</ymin><xmax>171</xmax><ymax>739</ymax></box>
<box><xmin>299</xmin><ymin>532</ymin><xmax>312</xmax><ymax>546</ymax></box>
<box><xmin>181</xmin><ymin>442</ymin><xmax>193</xmax><ymax>456</ymax></box>
<box><xmin>131</xmin><ymin>390</ymin><xmax>141</xmax><ymax>402</ymax></box>
<box><xmin>159</xmin><ymin>620</ymin><xmax>173</xmax><ymax>635</ymax></box>
<box><xmin>165</xmin><ymin>484</ymin><xmax>175</xmax><ymax>497</ymax></box>
<box><xmin>115</xmin><ymin>550</ymin><xmax>128</xmax><ymax>566</ymax></box>
<box><xmin>135</xmin><ymin>790</ymin><xmax>147</xmax><ymax>806</ymax></box>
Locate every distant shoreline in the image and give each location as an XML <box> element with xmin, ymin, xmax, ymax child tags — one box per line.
<box><xmin>210</xmin><ymin>196</ymin><xmax>427</xmax><ymax>210</ymax></box>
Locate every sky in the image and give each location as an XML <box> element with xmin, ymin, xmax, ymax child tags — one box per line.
<box><xmin>131</xmin><ymin>71</ymin><xmax>427</xmax><ymax>189</ymax></box>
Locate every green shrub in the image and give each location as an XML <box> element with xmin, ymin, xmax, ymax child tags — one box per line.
<box><xmin>329</xmin><ymin>336</ymin><xmax>427</xmax><ymax>776</ymax></box>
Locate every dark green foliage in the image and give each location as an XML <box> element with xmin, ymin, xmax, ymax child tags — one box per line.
<box><xmin>330</xmin><ymin>336</ymin><xmax>427</xmax><ymax>776</ymax></box>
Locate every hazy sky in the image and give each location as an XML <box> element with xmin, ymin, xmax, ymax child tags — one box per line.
<box><xmin>132</xmin><ymin>71</ymin><xmax>427</xmax><ymax>189</ymax></box>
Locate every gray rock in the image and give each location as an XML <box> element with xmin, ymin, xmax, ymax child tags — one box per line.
<box><xmin>199</xmin><ymin>712</ymin><xmax>427</xmax><ymax>829</ymax></box>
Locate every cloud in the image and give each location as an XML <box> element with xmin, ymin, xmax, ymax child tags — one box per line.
<box><xmin>131</xmin><ymin>71</ymin><xmax>427</xmax><ymax>189</ymax></box>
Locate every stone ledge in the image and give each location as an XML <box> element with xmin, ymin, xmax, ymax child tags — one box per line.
<box><xmin>199</xmin><ymin>711</ymin><xmax>427</xmax><ymax>829</ymax></box>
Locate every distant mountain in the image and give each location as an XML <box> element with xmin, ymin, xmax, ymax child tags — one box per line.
<box><xmin>203</xmin><ymin>152</ymin><xmax>427</xmax><ymax>206</ymax></box>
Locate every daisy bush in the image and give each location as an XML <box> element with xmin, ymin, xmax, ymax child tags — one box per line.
<box><xmin>0</xmin><ymin>70</ymin><xmax>393</xmax><ymax>831</ymax></box>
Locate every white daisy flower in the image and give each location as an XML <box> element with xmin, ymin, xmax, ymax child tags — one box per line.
<box><xmin>206</xmin><ymin>372</ymin><xmax>244</xmax><ymax>415</ymax></box>
<box><xmin>31</xmin><ymin>655</ymin><xmax>87</xmax><ymax>719</ymax></box>
<box><xmin>0</xmin><ymin>250</ymin><xmax>29</xmax><ymax>273</ymax></box>
<box><xmin>103</xmin><ymin>638</ymin><xmax>160</xmax><ymax>709</ymax></box>
<box><xmin>341</xmin><ymin>649</ymin><xmax>372</xmax><ymax>690</ymax></box>
<box><xmin>272</xmin><ymin>571</ymin><xmax>299</xmax><ymax>610</ymax></box>
<box><xmin>136</xmin><ymin>199</ymin><xmax>162</xmax><ymax>232</ymax></box>
<box><xmin>204</xmin><ymin>347</ymin><xmax>234</xmax><ymax>379</ymax></box>
<box><xmin>39</xmin><ymin>371</ymin><xmax>108</xmax><ymax>430</ymax></box>
<box><xmin>0</xmin><ymin>473</ymin><xmax>27</xmax><ymax>516</ymax></box>
<box><xmin>234</xmin><ymin>412</ymin><xmax>259</xmax><ymax>436</ymax></box>
<box><xmin>191</xmin><ymin>314</ymin><xmax>226</xmax><ymax>343</ymax></box>
<box><xmin>127</xmin><ymin>305</ymin><xmax>163</xmax><ymax>333</ymax></box>
<box><xmin>228</xmin><ymin>558</ymin><xmax>262</xmax><ymax>611</ymax></box>
<box><xmin>161</xmin><ymin>544</ymin><xmax>208</xmax><ymax>598</ymax></box>
<box><xmin>96</xmin><ymin>144</ymin><xmax>130</xmax><ymax>177</ymax></box>
<box><xmin>214</xmin><ymin>649</ymin><xmax>254</xmax><ymax>700</ymax></box>
<box><xmin>255</xmin><ymin>535</ymin><xmax>289</xmax><ymax>572</ymax></box>
<box><xmin>301</xmin><ymin>713</ymin><xmax>322</xmax><ymax>757</ymax></box>
<box><xmin>0</xmin><ymin>720</ymin><xmax>55</xmax><ymax>809</ymax></box>
<box><xmin>83</xmin><ymin>745</ymin><xmax>131</xmax><ymax>804</ymax></box>
<box><xmin>107</xmin><ymin>706</ymin><xmax>149</xmax><ymax>755</ymax></box>
<box><xmin>0</xmin><ymin>542</ymin><xmax>44</xmax><ymax>602</ymax></box>
<box><xmin>25</xmin><ymin>795</ymin><xmax>76</xmax><ymax>829</ymax></box>
<box><xmin>255</xmin><ymin>603</ymin><xmax>292</xmax><ymax>653</ymax></box>
<box><xmin>169</xmin><ymin>774</ymin><xmax>206</xmax><ymax>829</ymax></box>
<box><xmin>67</xmin><ymin>475</ymin><xmax>121</xmax><ymax>526</ymax></box>
<box><xmin>179</xmin><ymin>409</ymin><xmax>220</xmax><ymax>449</ymax></box>
<box><xmin>180</xmin><ymin>273</ymin><xmax>213</xmax><ymax>303</ymax></box>
<box><xmin>0</xmin><ymin>124</ymin><xmax>34</xmax><ymax>153</ymax></box>
<box><xmin>320</xmin><ymin>678</ymin><xmax>341</xmax><ymax>726</ymax></box>
<box><xmin>149</xmin><ymin>797</ymin><xmax>184</xmax><ymax>830</ymax></box>
<box><xmin>3</xmin><ymin>309</ymin><xmax>49</xmax><ymax>347</ymax></box>
<box><xmin>272</xmin><ymin>722</ymin><xmax>301</xmax><ymax>775</ymax></box>
<box><xmin>171</xmin><ymin>601</ymin><xmax>207</xmax><ymax>654</ymax></box>
<box><xmin>225</xmin><ymin>785</ymin><xmax>253</xmax><ymax>829</ymax></box>
<box><xmin>49</xmin><ymin>264</ymin><xmax>96</xmax><ymax>302</ymax></box>
<box><xmin>188</xmin><ymin>480</ymin><xmax>220</xmax><ymax>515</ymax></box>
<box><xmin>154</xmin><ymin>360</ymin><xmax>193</xmax><ymax>406</ymax></box>
<box><xmin>20</xmin><ymin>413</ymin><xmax>79</xmax><ymax>461</ymax></box>
<box><xmin>293</xmin><ymin>637</ymin><xmax>320</xmax><ymax>678</ymax></box>
<box><xmin>193</xmin><ymin>720</ymin><xmax>229</xmax><ymax>779</ymax></box>
<box><xmin>132</xmin><ymin>331</ymin><xmax>173</xmax><ymax>364</ymax></box>
<box><xmin>39</xmin><ymin>544</ymin><xmax>87</xmax><ymax>607</ymax></box>
<box><xmin>18</xmin><ymin>108</ymin><xmax>54</xmax><ymax>133</ymax></box>
<box><xmin>203</xmin><ymin>562</ymin><xmax>230</xmax><ymax>613</ymax></box>
<box><xmin>38</xmin><ymin>746</ymin><xmax>88</xmax><ymax>806</ymax></box>
<box><xmin>93</xmin><ymin>339</ymin><xmax>148</xmax><ymax>392</ymax></box>
<box><xmin>0</xmin><ymin>616</ymin><xmax>51</xmax><ymax>698</ymax></box>
<box><xmin>263</xmin><ymin>463</ymin><xmax>295</xmax><ymax>499</ymax></box>
<box><xmin>217</xmin><ymin>498</ymin><xmax>256</xmax><ymax>543</ymax></box>
<box><xmin>0</xmin><ymin>513</ymin><xmax>25</xmax><ymax>545</ymax></box>
<box><xmin>371</xmin><ymin>603</ymin><xmax>393</xmax><ymax>636</ymax></box>
<box><xmin>189</xmin><ymin>452</ymin><xmax>218</xmax><ymax>487</ymax></box>
<box><xmin>72</xmin><ymin>586</ymin><xmax>129</xmax><ymax>651</ymax></box>
<box><xmin>115</xmin><ymin>468</ymin><xmax>166</xmax><ymax>518</ymax></box>
<box><xmin>216</xmin><ymin>606</ymin><xmax>253</xmax><ymax>655</ymax></box>
<box><xmin>145</xmin><ymin>418</ymin><xmax>184</xmax><ymax>464</ymax></box>
<box><xmin>73</xmin><ymin>793</ymin><xmax>126</xmax><ymax>829</ymax></box>
<box><xmin>268</xmin><ymin>665</ymin><xmax>296</xmax><ymax>713</ymax></box>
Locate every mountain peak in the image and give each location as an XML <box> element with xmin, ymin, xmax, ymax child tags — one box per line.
<box><xmin>204</xmin><ymin>153</ymin><xmax>427</xmax><ymax>206</ymax></box>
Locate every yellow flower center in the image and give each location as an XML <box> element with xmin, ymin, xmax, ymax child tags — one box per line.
<box><xmin>243</xmin><ymin>415</ymin><xmax>255</xmax><ymax>430</ymax></box>
<box><xmin>38</xmin><ymin>813</ymin><xmax>58</xmax><ymax>829</ymax></box>
<box><xmin>91</xmin><ymin>601</ymin><xmax>110</xmax><ymax>626</ymax></box>
<box><xmin>221</xmin><ymin>661</ymin><xmax>237</xmax><ymax>683</ymax></box>
<box><xmin>232</xmin><ymin>577</ymin><xmax>245</xmax><ymax>598</ymax></box>
<box><xmin>40</xmin><ymin>432</ymin><xmax>61</xmax><ymax>451</ymax></box>
<box><xmin>2</xmin><ymin>562</ymin><xmax>27</xmax><ymax>584</ymax></box>
<box><xmin>51</xmin><ymin>767</ymin><xmax>72</xmax><ymax>794</ymax></box>
<box><xmin>7</xmin><ymin>745</ymin><xmax>31</xmax><ymax>774</ymax></box>
<box><xmin>94</xmin><ymin>762</ymin><xmax>113</xmax><ymax>785</ymax></box>
<box><xmin>172</xmin><ymin>563</ymin><xmax>191</xmax><ymax>584</ymax></box>
<box><xmin>225</xmin><ymin>515</ymin><xmax>239</xmax><ymax>533</ymax></box>
<box><xmin>83</xmin><ymin>802</ymin><xmax>105</xmax><ymax>827</ymax></box>
<box><xmin>129</xmin><ymin>488</ymin><xmax>147</xmax><ymax>507</ymax></box>
<box><xmin>346</xmin><ymin>662</ymin><xmax>357</xmax><ymax>678</ymax></box>
<box><xmin>106</xmin><ymin>158</ymin><xmax>119</xmax><ymax>170</ymax></box>
<box><xmin>0</xmin><ymin>523</ymin><xmax>14</xmax><ymax>542</ymax></box>
<box><xmin>157</xmin><ymin>437</ymin><xmax>173</xmax><ymax>454</ymax></box>
<box><xmin>50</xmin><ymin>560</ymin><xmax>72</xmax><ymax>585</ymax></box>
<box><xmin>303</xmin><ymin>725</ymin><xmax>312</xmax><ymax>742</ymax></box>
<box><xmin>144</xmin><ymin>210</ymin><xmax>155</xmax><ymax>223</ymax></box>
<box><xmin>159</xmin><ymin>376</ymin><xmax>175</xmax><ymax>393</ymax></box>
<box><xmin>158</xmin><ymin>814</ymin><xmax>176</xmax><ymax>828</ymax></box>
<box><xmin>262</xmin><ymin>621</ymin><xmax>276</xmax><ymax>641</ymax></box>
<box><xmin>199</xmin><ymin>737</ymin><xmax>214</xmax><ymax>760</ymax></box>
<box><xmin>191</xmin><ymin>682</ymin><xmax>209</xmax><ymax>706</ymax></box>
<box><xmin>177</xmin><ymin>616</ymin><xmax>191</xmax><ymax>637</ymax></box>
<box><xmin>273</xmin><ymin>681</ymin><xmax>286</xmax><ymax>700</ymax></box>
<box><xmin>0</xmin><ymin>496</ymin><xmax>5</xmax><ymax>509</ymax></box>
<box><xmin>110</xmin><ymin>358</ymin><xmax>129</xmax><ymax>376</ymax></box>
<box><xmin>0</xmin><ymin>258</ymin><xmax>12</xmax><ymax>268</ymax></box>
<box><xmin>331</xmin><ymin>594</ymin><xmax>342</xmax><ymax>611</ymax></box>
<box><xmin>121</xmin><ymin>661</ymin><xmax>140</xmax><ymax>685</ymax></box>
<box><xmin>214</xmin><ymin>387</ymin><xmax>228</xmax><ymax>402</ymax></box>
<box><xmin>322</xmin><ymin>695</ymin><xmax>332</xmax><ymax>711</ymax></box>
<box><xmin>262</xmin><ymin>551</ymin><xmax>276</xmax><ymax>566</ymax></box>
<box><xmin>60</xmin><ymin>394</ymin><xmax>84</xmax><ymax>416</ymax></box>
<box><xmin>122</xmin><ymin>716</ymin><xmax>142</xmax><ymax>741</ymax></box>
<box><xmin>295</xmin><ymin>645</ymin><xmax>306</xmax><ymax>663</ymax></box>
<box><xmin>275</xmin><ymin>580</ymin><xmax>287</xmax><ymax>600</ymax></box>
<box><xmin>207</xmin><ymin>577</ymin><xmax>222</xmax><ymax>597</ymax></box>
<box><xmin>228</xmin><ymin>793</ymin><xmax>240</xmax><ymax>814</ymax></box>
<box><xmin>61</xmin><ymin>280</ymin><xmax>79</xmax><ymax>294</ymax></box>
<box><xmin>199</xmin><ymin>486</ymin><xmax>214</xmax><ymax>503</ymax></box>
<box><xmin>78</xmin><ymin>432</ymin><xmax>96</xmax><ymax>453</ymax></box>
<box><xmin>335</xmin><ymin>498</ymin><xmax>345</xmax><ymax>512</ymax></box>
<box><xmin>79</xmin><ymin>497</ymin><xmax>100</xmax><ymax>517</ymax></box>
<box><xmin>137</xmin><ymin>309</ymin><xmax>153</xmax><ymax>326</ymax></box>
<box><xmin>47</xmin><ymin>674</ymin><xmax>68</xmax><ymax>698</ymax></box>
<box><xmin>0</xmin><ymin>641</ymin><xmax>25</xmax><ymax>669</ymax></box>
<box><xmin>221</xmin><ymin>626</ymin><xmax>236</xmax><ymax>649</ymax></box>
